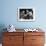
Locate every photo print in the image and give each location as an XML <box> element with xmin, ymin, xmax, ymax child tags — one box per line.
<box><xmin>18</xmin><ymin>7</ymin><xmax>35</xmax><ymax>21</ymax></box>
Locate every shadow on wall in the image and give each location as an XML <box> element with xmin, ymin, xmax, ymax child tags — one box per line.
<box><xmin>0</xmin><ymin>24</ymin><xmax>7</xmax><ymax>43</ymax></box>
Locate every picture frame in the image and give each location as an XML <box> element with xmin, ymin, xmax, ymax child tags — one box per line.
<box><xmin>18</xmin><ymin>7</ymin><xmax>35</xmax><ymax>21</ymax></box>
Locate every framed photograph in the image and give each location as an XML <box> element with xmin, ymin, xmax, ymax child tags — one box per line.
<box><xmin>18</xmin><ymin>7</ymin><xmax>35</xmax><ymax>21</ymax></box>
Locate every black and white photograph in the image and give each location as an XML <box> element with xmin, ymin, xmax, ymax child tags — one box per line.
<box><xmin>18</xmin><ymin>7</ymin><xmax>35</xmax><ymax>21</ymax></box>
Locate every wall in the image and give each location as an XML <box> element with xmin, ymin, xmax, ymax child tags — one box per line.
<box><xmin>0</xmin><ymin>0</ymin><xmax>46</xmax><ymax>43</ymax></box>
<box><xmin>0</xmin><ymin>0</ymin><xmax>46</xmax><ymax>30</ymax></box>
